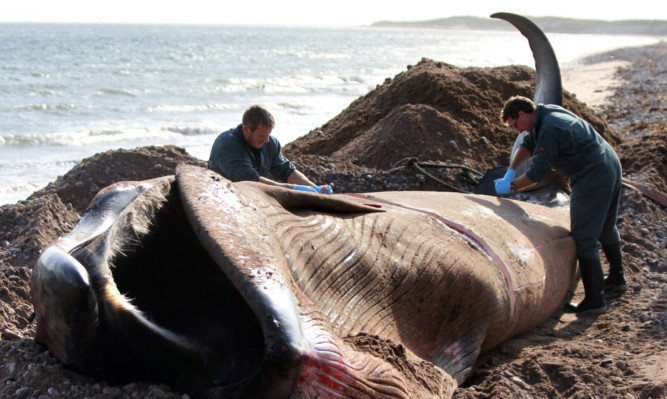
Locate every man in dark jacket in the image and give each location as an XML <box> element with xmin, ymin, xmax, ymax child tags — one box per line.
<box><xmin>209</xmin><ymin>105</ymin><xmax>331</xmax><ymax>194</ymax></box>
<box><xmin>494</xmin><ymin>96</ymin><xmax>627</xmax><ymax>314</ymax></box>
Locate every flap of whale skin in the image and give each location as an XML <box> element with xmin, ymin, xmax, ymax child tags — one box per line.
<box><xmin>176</xmin><ymin>165</ymin><xmax>443</xmax><ymax>398</ymax></box>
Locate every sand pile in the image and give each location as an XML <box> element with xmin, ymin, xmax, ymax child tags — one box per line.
<box><xmin>285</xmin><ymin>59</ymin><xmax>621</xmax><ymax>173</ymax></box>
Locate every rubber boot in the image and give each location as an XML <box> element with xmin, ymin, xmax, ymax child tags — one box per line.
<box><xmin>602</xmin><ymin>243</ymin><xmax>628</xmax><ymax>292</ymax></box>
<box><xmin>565</xmin><ymin>258</ymin><xmax>607</xmax><ymax>314</ymax></box>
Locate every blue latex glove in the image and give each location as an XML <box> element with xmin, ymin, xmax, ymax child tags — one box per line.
<box><xmin>494</xmin><ymin>168</ymin><xmax>516</xmax><ymax>195</ymax></box>
<box><xmin>294</xmin><ymin>185</ymin><xmax>334</xmax><ymax>194</ymax></box>
<box><xmin>318</xmin><ymin>185</ymin><xmax>333</xmax><ymax>195</ymax></box>
<box><xmin>294</xmin><ymin>185</ymin><xmax>319</xmax><ymax>193</ymax></box>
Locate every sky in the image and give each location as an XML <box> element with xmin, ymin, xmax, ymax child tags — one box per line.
<box><xmin>2</xmin><ymin>1</ymin><xmax>666</xmax><ymax>25</ymax></box>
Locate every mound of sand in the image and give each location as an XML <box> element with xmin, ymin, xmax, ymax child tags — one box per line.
<box><xmin>285</xmin><ymin>59</ymin><xmax>622</xmax><ymax>173</ymax></box>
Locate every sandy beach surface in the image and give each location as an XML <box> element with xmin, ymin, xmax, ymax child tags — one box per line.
<box><xmin>562</xmin><ymin>60</ymin><xmax>631</xmax><ymax>108</ymax></box>
<box><xmin>0</xmin><ymin>41</ymin><xmax>665</xmax><ymax>398</ymax></box>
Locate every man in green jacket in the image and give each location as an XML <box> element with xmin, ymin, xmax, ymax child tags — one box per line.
<box><xmin>494</xmin><ymin>96</ymin><xmax>627</xmax><ymax>314</ymax></box>
<box><xmin>209</xmin><ymin>105</ymin><xmax>331</xmax><ymax>194</ymax></box>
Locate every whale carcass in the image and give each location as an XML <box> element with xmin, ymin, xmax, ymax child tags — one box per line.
<box><xmin>30</xmin><ymin>13</ymin><xmax>578</xmax><ymax>399</ymax></box>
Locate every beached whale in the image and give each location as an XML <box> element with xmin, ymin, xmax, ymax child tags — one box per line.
<box><xmin>30</xmin><ymin>13</ymin><xmax>577</xmax><ymax>399</ymax></box>
<box><xmin>31</xmin><ymin>164</ymin><xmax>577</xmax><ymax>398</ymax></box>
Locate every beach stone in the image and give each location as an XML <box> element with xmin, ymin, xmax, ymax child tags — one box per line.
<box><xmin>150</xmin><ymin>384</ymin><xmax>169</xmax><ymax>398</ymax></box>
<box><xmin>15</xmin><ymin>387</ymin><xmax>32</xmax><ymax>399</ymax></box>
<box><xmin>3</xmin><ymin>329</ymin><xmax>22</xmax><ymax>340</ymax></box>
<box><xmin>510</xmin><ymin>376</ymin><xmax>529</xmax><ymax>390</ymax></box>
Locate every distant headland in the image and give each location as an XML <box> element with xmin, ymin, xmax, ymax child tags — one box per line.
<box><xmin>371</xmin><ymin>16</ymin><xmax>667</xmax><ymax>36</ymax></box>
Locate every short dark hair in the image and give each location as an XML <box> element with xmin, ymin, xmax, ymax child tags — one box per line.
<box><xmin>242</xmin><ymin>105</ymin><xmax>275</xmax><ymax>131</ymax></box>
<box><xmin>501</xmin><ymin>96</ymin><xmax>537</xmax><ymax>123</ymax></box>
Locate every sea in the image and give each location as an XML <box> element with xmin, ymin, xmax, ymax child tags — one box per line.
<box><xmin>0</xmin><ymin>23</ymin><xmax>660</xmax><ymax>206</ymax></box>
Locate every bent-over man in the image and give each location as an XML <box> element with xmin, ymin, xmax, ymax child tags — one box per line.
<box><xmin>494</xmin><ymin>96</ymin><xmax>626</xmax><ymax>314</ymax></box>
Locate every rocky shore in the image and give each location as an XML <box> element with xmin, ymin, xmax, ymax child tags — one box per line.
<box><xmin>0</xmin><ymin>41</ymin><xmax>665</xmax><ymax>398</ymax></box>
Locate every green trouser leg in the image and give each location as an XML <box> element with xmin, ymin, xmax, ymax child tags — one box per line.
<box><xmin>566</xmin><ymin>258</ymin><xmax>607</xmax><ymax>314</ymax></box>
<box><xmin>602</xmin><ymin>243</ymin><xmax>628</xmax><ymax>292</ymax></box>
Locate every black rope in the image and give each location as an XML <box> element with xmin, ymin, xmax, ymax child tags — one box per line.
<box><xmin>392</xmin><ymin>157</ymin><xmax>484</xmax><ymax>193</ymax></box>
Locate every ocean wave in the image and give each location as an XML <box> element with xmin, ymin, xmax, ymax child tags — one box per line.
<box><xmin>96</xmin><ymin>88</ymin><xmax>137</xmax><ymax>97</ymax></box>
<box><xmin>0</xmin><ymin>123</ymin><xmax>220</xmax><ymax>148</ymax></box>
<box><xmin>0</xmin><ymin>133</ymin><xmax>47</xmax><ymax>146</ymax></box>
<box><xmin>161</xmin><ymin>126</ymin><xmax>219</xmax><ymax>136</ymax></box>
<box><xmin>0</xmin><ymin>128</ymin><xmax>158</xmax><ymax>147</ymax></box>
<box><xmin>149</xmin><ymin>103</ymin><xmax>235</xmax><ymax>113</ymax></box>
<box><xmin>210</xmin><ymin>74</ymin><xmax>374</xmax><ymax>95</ymax></box>
<box><xmin>16</xmin><ymin>103</ymin><xmax>77</xmax><ymax>113</ymax></box>
<box><xmin>36</xmin><ymin>89</ymin><xmax>56</xmax><ymax>96</ymax></box>
<box><xmin>0</xmin><ymin>181</ymin><xmax>43</xmax><ymax>206</ymax></box>
<box><xmin>88</xmin><ymin>128</ymin><xmax>124</xmax><ymax>137</ymax></box>
<box><xmin>0</xmin><ymin>159</ymin><xmax>79</xmax><ymax>206</ymax></box>
<box><xmin>267</xmin><ymin>48</ymin><xmax>352</xmax><ymax>61</ymax></box>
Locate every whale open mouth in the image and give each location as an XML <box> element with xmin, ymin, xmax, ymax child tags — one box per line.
<box><xmin>95</xmin><ymin>178</ymin><xmax>266</xmax><ymax>391</ymax></box>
